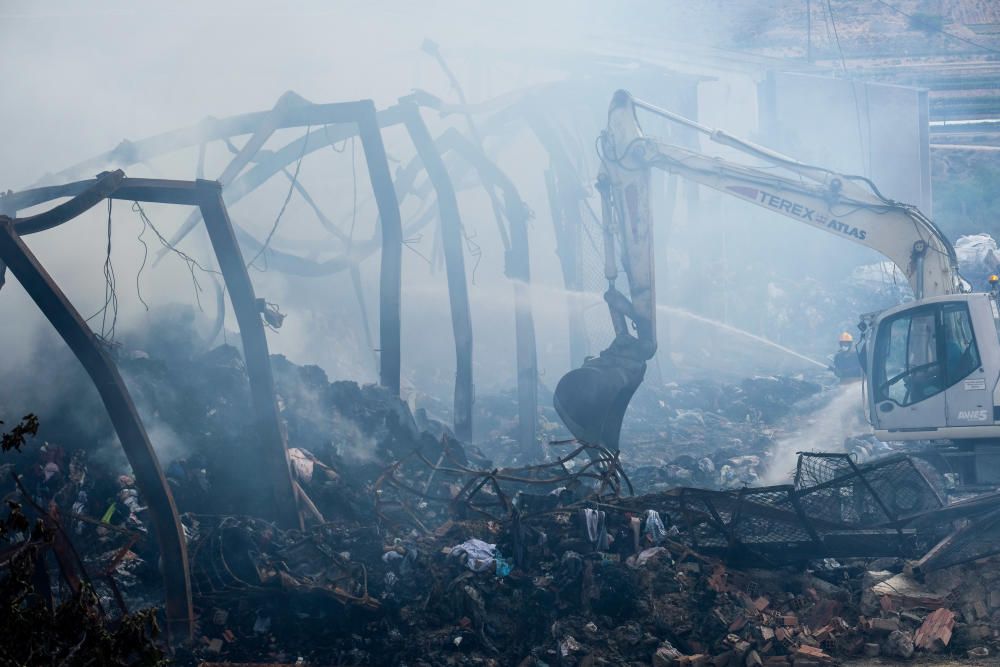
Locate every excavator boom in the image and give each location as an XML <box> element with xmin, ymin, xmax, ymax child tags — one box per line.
<box><xmin>554</xmin><ymin>89</ymin><xmax>964</xmax><ymax>453</ymax></box>
<box><xmin>606</xmin><ymin>91</ymin><xmax>961</xmax><ymax>300</ymax></box>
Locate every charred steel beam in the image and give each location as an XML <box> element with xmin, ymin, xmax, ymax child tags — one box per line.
<box><xmin>131</xmin><ymin>99</ymin><xmax>403</xmax><ymax>395</ymax></box>
<box><xmin>37</xmin><ymin>110</ymin><xmax>293</xmax><ymax>187</ymax></box>
<box><xmin>219</xmin><ymin>124</ymin><xmax>439</xmax><ymax>276</ymax></box>
<box><xmin>20</xmin><ymin>182</ymin><xmax>301</xmax><ymax>522</ymax></box>
<box><xmin>21</xmin><ymin>101</ymin><xmax>529</xmax><ymax>417</ymax></box>
<box><xmin>196</xmin><ymin>180</ymin><xmax>302</xmax><ymax>529</ymax></box>
<box><xmin>419</xmin><ymin>43</ymin><xmax>514</xmax><ymax>253</ymax></box>
<box><xmin>0</xmin><ymin>174</ymin><xmax>319</xmax><ymax>636</ymax></box>
<box><xmin>2</xmin><ymin>177</ymin><xmax>205</xmax><ymax>219</ymax></box>
<box><xmin>154</xmin><ymin>93</ymin><xmax>301</xmax><ymax>266</ymax></box>
<box><xmin>355</xmin><ymin>102</ymin><xmax>403</xmax><ymax>396</ymax></box>
<box><xmin>399</xmin><ymin>102</ymin><xmax>473</xmax><ymax>441</ymax></box>
<box><xmin>13</xmin><ymin>170</ymin><xmax>125</xmax><ymax>234</ymax></box>
<box><xmin>0</xmin><ymin>216</ymin><xmax>194</xmax><ymax>641</ymax></box>
<box><xmin>38</xmin><ymin>95</ymin><xmax>401</xmax><ymax>187</ymax></box>
<box><xmin>224</xmin><ymin>99</ymin><xmax>509</xmax><ymax>220</ymax></box>
<box><xmin>222</xmin><ymin>107</ymin><xmax>395</xmax><ymax>212</ymax></box>
<box><xmin>436</xmin><ymin>128</ymin><xmax>540</xmax><ymax>458</ymax></box>
<box><xmin>37</xmin><ymin>82</ymin><xmax>529</xmax><ymax>191</ymax></box>
<box><xmin>529</xmin><ymin>112</ymin><xmax>589</xmax><ymax>367</ymax></box>
<box><xmin>31</xmin><ymin>102</ymin><xmax>433</xmax><ymax>282</ymax></box>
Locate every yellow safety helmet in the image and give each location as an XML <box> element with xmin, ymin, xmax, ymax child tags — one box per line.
<box><xmin>839</xmin><ymin>332</ymin><xmax>853</xmax><ymax>343</ymax></box>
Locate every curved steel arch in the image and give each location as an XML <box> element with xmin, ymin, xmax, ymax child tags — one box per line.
<box><xmin>34</xmin><ymin>97</ymin><xmax>480</xmax><ymax>440</ymax></box>
<box><xmin>0</xmin><ymin>174</ymin><xmax>306</xmax><ymax>641</ymax></box>
<box><xmin>434</xmin><ymin>128</ymin><xmax>540</xmax><ymax>456</ymax></box>
<box><xmin>23</xmin><ymin>95</ymin><xmax>406</xmax><ymax>396</ymax></box>
<box><xmin>221</xmin><ymin>103</ymin><xmax>543</xmax><ymax>449</ymax></box>
<box><xmin>18</xmin><ymin>92</ymin><xmax>550</xmax><ymax>454</ymax></box>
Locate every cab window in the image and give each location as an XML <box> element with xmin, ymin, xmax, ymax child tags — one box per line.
<box><xmin>942</xmin><ymin>303</ymin><xmax>980</xmax><ymax>386</ymax></box>
<box><xmin>874</xmin><ymin>302</ymin><xmax>980</xmax><ymax>406</ymax></box>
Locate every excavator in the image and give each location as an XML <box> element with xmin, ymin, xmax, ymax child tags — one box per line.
<box><xmin>554</xmin><ymin>89</ymin><xmax>1000</xmax><ymax>485</ymax></box>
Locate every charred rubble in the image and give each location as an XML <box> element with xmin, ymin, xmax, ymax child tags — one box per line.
<box><xmin>3</xmin><ymin>323</ymin><xmax>1000</xmax><ymax>666</ymax></box>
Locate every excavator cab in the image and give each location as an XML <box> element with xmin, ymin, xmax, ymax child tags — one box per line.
<box><xmin>557</xmin><ymin>89</ymin><xmax>1000</xmax><ymax>479</ymax></box>
<box><xmin>867</xmin><ymin>293</ymin><xmax>1000</xmax><ymax>485</ymax></box>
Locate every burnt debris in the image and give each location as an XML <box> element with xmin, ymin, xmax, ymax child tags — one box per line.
<box><xmin>4</xmin><ymin>333</ymin><xmax>1000</xmax><ymax>666</ymax></box>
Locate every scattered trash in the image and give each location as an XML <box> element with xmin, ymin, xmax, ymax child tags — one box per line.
<box><xmin>449</xmin><ymin>538</ymin><xmax>500</xmax><ymax>573</ymax></box>
<box><xmin>6</xmin><ymin>331</ymin><xmax>1000</xmax><ymax>664</ymax></box>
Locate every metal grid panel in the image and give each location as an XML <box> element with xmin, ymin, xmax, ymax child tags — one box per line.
<box><xmin>797</xmin><ymin>454</ymin><xmax>943</xmax><ymax>526</ymax></box>
<box><xmin>731</xmin><ymin>488</ymin><xmax>815</xmax><ymax>544</ymax></box>
<box><xmin>795</xmin><ymin>453</ymin><xmax>854</xmax><ymax>489</ymax></box>
<box><xmin>920</xmin><ymin>508</ymin><xmax>1000</xmax><ymax>570</ymax></box>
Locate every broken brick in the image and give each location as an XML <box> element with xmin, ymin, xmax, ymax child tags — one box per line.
<box><xmin>914</xmin><ymin>608</ymin><xmax>956</xmax><ymax>651</ymax></box>
<box><xmin>803</xmin><ymin>599</ymin><xmax>840</xmax><ymax>629</ymax></box>
<box><xmin>793</xmin><ymin>645</ymin><xmax>832</xmax><ymax>663</ymax></box>
<box><xmin>865</xmin><ymin>617</ymin><xmax>900</xmax><ymax>634</ymax></box>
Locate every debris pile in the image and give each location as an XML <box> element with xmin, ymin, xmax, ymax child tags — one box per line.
<box><xmin>5</xmin><ymin>333</ymin><xmax>1000</xmax><ymax>665</ymax></box>
<box><xmin>625</xmin><ymin>376</ymin><xmax>824</xmax><ymax>491</ymax></box>
<box><xmin>174</xmin><ymin>487</ymin><xmax>1000</xmax><ymax>665</ymax></box>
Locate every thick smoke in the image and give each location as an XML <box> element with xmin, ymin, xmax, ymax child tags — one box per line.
<box><xmin>0</xmin><ymin>1</ymin><xmax>928</xmax><ymax>458</ymax></box>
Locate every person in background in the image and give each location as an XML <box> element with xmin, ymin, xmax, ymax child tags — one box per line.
<box><xmin>831</xmin><ymin>331</ymin><xmax>862</xmax><ymax>382</ymax></box>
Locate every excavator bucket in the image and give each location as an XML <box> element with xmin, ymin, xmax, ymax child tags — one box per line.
<box><xmin>553</xmin><ymin>355</ymin><xmax>647</xmax><ymax>452</ymax></box>
<box><xmin>551</xmin><ymin>90</ymin><xmax>655</xmax><ymax>455</ymax></box>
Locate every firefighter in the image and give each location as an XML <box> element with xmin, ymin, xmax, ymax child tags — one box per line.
<box><xmin>831</xmin><ymin>331</ymin><xmax>862</xmax><ymax>381</ymax></box>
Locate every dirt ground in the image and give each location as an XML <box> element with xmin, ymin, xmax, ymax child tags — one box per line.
<box><xmin>844</xmin><ymin>659</ymin><xmax>998</xmax><ymax>666</ymax></box>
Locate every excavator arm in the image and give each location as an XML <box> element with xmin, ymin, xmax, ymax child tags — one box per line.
<box><xmin>604</xmin><ymin>90</ymin><xmax>961</xmax><ymax>300</ymax></box>
<box><xmin>554</xmin><ymin>89</ymin><xmax>963</xmax><ymax>452</ymax></box>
